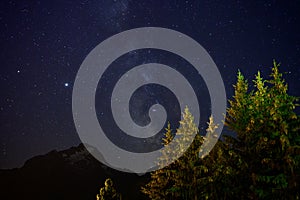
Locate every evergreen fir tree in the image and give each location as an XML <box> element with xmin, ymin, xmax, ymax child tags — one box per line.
<box><xmin>224</xmin><ymin>61</ymin><xmax>300</xmax><ymax>199</ymax></box>
<box><xmin>141</xmin><ymin>60</ymin><xmax>299</xmax><ymax>199</ymax></box>
<box><xmin>96</xmin><ymin>178</ymin><xmax>121</xmax><ymax>200</ymax></box>
<box><xmin>141</xmin><ymin>122</ymin><xmax>176</xmax><ymax>200</ymax></box>
<box><xmin>142</xmin><ymin>107</ymin><xmax>204</xmax><ymax>199</ymax></box>
<box><xmin>199</xmin><ymin>115</ymin><xmax>219</xmax><ymax>159</ymax></box>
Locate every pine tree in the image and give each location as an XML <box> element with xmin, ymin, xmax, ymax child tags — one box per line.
<box><xmin>224</xmin><ymin>61</ymin><xmax>300</xmax><ymax>199</ymax></box>
<box><xmin>199</xmin><ymin>115</ymin><xmax>219</xmax><ymax>159</ymax></box>
<box><xmin>169</xmin><ymin>107</ymin><xmax>202</xmax><ymax>199</ymax></box>
<box><xmin>141</xmin><ymin>122</ymin><xmax>176</xmax><ymax>200</ymax></box>
<box><xmin>96</xmin><ymin>178</ymin><xmax>121</xmax><ymax>200</ymax></box>
<box><xmin>195</xmin><ymin>115</ymin><xmax>247</xmax><ymax>199</ymax></box>
<box><xmin>225</xmin><ymin>70</ymin><xmax>252</xmax><ymax>137</ymax></box>
<box><xmin>141</xmin><ymin>61</ymin><xmax>299</xmax><ymax>199</ymax></box>
<box><xmin>142</xmin><ymin>107</ymin><xmax>204</xmax><ymax>199</ymax></box>
<box><xmin>162</xmin><ymin>122</ymin><xmax>174</xmax><ymax>145</ymax></box>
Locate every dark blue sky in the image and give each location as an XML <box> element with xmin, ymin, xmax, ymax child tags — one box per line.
<box><xmin>1</xmin><ymin>0</ymin><xmax>299</xmax><ymax>169</ymax></box>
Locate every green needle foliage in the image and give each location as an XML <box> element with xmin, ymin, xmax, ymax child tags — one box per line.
<box><xmin>96</xmin><ymin>178</ymin><xmax>122</xmax><ymax>200</ymax></box>
<box><xmin>104</xmin><ymin>60</ymin><xmax>299</xmax><ymax>200</ymax></box>
<box><xmin>225</xmin><ymin>61</ymin><xmax>300</xmax><ymax>199</ymax></box>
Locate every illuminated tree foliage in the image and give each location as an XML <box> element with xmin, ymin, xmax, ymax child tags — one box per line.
<box><xmin>168</xmin><ymin>107</ymin><xmax>203</xmax><ymax>199</ymax></box>
<box><xmin>162</xmin><ymin>122</ymin><xmax>174</xmax><ymax>145</ymax></box>
<box><xmin>225</xmin><ymin>61</ymin><xmax>300</xmax><ymax>199</ymax></box>
<box><xmin>190</xmin><ymin>116</ymin><xmax>243</xmax><ymax>199</ymax></box>
<box><xmin>142</xmin><ymin>107</ymin><xmax>208</xmax><ymax>199</ymax></box>
<box><xmin>199</xmin><ymin>115</ymin><xmax>219</xmax><ymax>159</ymax></box>
<box><xmin>141</xmin><ymin>61</ymin><xmax>299</xmax><ymax>200</ymax></box>
<box><xmin>96</xmin><ymin>178</ymin><xmax>121</xmax><ymax>200</ymax></box>
<box><xmin>141</xmin><ymin>122</ymin><xmax>176</xmax><ymax>200</ymax></box>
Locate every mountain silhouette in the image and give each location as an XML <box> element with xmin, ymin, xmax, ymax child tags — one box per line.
<box><xmin>0</xmin><ymin>144</ymin><xmax>150</xmax><ymax>200</ymax></box>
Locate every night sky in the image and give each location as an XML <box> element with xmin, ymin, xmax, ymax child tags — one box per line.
<box><xmin>1</xmin><ymin>0</ymin><xmax>299</xmax><ymax>169</ymax></box>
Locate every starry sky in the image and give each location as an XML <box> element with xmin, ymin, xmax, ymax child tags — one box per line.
<box><xmin>1</xmin><ymin>0</ymin><xmax>299</xmax><ymax>169</ymax></box>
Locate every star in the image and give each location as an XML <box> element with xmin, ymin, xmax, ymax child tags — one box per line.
<box><xmin>1</xmin><ymin>0</ymin><xmax>299</xmax><ymax>172</ymax></box>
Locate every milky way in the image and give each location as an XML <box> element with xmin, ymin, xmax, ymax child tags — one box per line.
<box><xmin>1</xmin><ymin>0</ymin><xmax>299</xmax><ymax>169</ymax></box>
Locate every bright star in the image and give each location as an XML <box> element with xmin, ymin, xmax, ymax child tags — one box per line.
<box><xmin>64</xmin><ymin>83</ymin><xmax>69</xmax><ymax>87</ymax></box>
